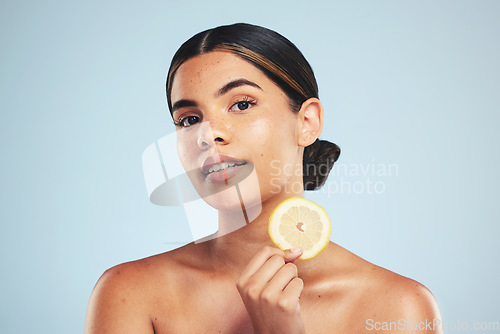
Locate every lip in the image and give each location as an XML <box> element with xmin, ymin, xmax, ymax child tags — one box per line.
<box><xmin>201</xmin><ymin>154</ymin><xmax>248</xmax><ymax>183</ymax></box>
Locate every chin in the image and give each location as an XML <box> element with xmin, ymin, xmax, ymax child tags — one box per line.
<box><xmin>201</xmin><ymin>167</ymin><xmax>263</xmax><ymax>218</ymax></box>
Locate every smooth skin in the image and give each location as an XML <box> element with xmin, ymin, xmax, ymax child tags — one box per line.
<box><xmin>85</xmin><ymin>52</ymin><xmax>442</xmax><ymax>333</ymax></box>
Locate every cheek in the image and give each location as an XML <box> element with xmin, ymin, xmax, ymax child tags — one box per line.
<box><xmin>246</xmin><ymin>114</ymin><xmax>296</xmax><ymax>155</ymax></box>
<box><xmin>244</xmin><ymin>118</ymin><xmax>274</xmax><ymax>142</ymax></box>
<box><xmin>176</xmin><ymin>132</ymin><xmax>198</xmax><ymax>169</ymax></box>
<box><xmin>242</xmin><ymin>119</ymin><xmax>279</xmax><ymax>160</ymax></box>
<box><xmin>242</xmin><ymin>115</ymin><xmax>297</xmax><ymax>176</ymax></box>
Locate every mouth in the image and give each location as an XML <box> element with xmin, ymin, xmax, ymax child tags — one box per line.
<box><xmin>201</xmin><ymin>155</ymin><xmax>248</xmax><ymax>182</ymax></box>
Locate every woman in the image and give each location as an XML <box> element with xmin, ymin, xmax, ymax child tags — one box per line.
<box><xmin>85</xmin><ymin>23</ymin><xmax>442</xmax><ymax>333</ymax></box>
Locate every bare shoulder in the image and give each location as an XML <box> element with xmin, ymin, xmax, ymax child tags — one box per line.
<box><xmin>84</xmin><ymin>243</ymin><xmax>199</xmax><ymax>334</ymax></box>
<box><xmin>327</xmin><ymin>244</ymin><xmax>442</xmax><ymax>332</ymax></box>
<box><xmin>366</xmin><ymin>264</ymin><xmax>441</xmax><ymax>318</ymax></box>
<box><xmin>363</xmin><ymin>265</ymin><xmax>442</xmax><ymax>333</ymax></box>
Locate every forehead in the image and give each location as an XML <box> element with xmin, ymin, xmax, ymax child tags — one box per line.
<box><xmin>170</xmin><ymin>51</ymin><xmax>282</xmax><ymax>100</ymax></box>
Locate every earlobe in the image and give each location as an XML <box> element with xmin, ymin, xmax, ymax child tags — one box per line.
<box><xmin>298</xmin><ymin>98</ymin><xmax>323</xmax><ymax>147</ymax></box>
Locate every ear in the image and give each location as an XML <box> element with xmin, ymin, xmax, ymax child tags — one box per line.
<box><xmin>297</xmin><ymin>97</ymin><xmax>323</xmax><ymax>147</ymax></box>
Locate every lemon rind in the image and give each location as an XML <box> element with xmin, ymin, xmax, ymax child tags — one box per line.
<box><xmin>268</xmin><ymin>197</ymin><xmax>331</xmax><ymax>260</ymax></box>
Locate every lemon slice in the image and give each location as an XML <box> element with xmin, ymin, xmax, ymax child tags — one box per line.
<box><xmin>268</xmin><ymin>197</ymin><xmax>331</xmax><ymax>260</ymax></box>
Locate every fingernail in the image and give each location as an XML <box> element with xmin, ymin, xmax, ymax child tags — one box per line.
<box><xmin>290</xmin><ymin>247</ymin><xmax>302</xmax><ymax>253</ymax></box>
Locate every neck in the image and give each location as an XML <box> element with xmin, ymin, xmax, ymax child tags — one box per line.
<box><xmin>201</xmin><ymin>189</ymin><xmax>327</xmax><ymax>278</ymax></box>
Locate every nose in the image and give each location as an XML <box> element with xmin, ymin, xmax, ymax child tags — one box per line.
<box><xmin>196</xmin><ymin>119</ymin><xmax>229</xmax><ymax>151</ymax></box>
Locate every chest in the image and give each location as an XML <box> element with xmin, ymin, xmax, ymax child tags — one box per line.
<box><xmin>151</xmin><ymin>282</ymin><xmax>252</xmax><ymax>334</ymax></box>
<box><xmin>149</xmin><ymin>278</ymin><xmax>368</xmax><ymax>334</ymax></box>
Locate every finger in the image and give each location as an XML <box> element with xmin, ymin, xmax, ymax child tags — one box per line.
<box><xmin>282</xmin><ymin>277</ymin><xmax>304</xmax><ymax>303</ymax></box>
<box><xmin>238</xmin><ymin>246</ymin><xmax>285</xmax><ymax>282</ymax></box>
<box><xmin>248</xmin><ymin>254</ymin><xmax>285</xmax><ymax>286</ymax></box>
<box><xmin>262</xmin><ymin>262</ymin><xmax>298</xmax><ymax>293</ymax></box>
<box><xmin>268</xmin><ymin>277</ymin><xmax>303</xmax><ymax>315</ymax></box>
<box><xmin>283</xmin><ymin>248</ymin><xmax>303</xmax><ymax>263</ymax></box>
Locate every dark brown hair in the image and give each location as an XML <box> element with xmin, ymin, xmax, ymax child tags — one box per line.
<box><xmin>166</xmin><ymin>23</ymin><xmax>340</xmax><ymax>190</ymax></box>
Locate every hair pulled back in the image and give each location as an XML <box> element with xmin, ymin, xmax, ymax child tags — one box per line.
<box><xmin>166</xmin><ymin>23</ymin><xmax>340</xmax><ymax>190</ymax></box>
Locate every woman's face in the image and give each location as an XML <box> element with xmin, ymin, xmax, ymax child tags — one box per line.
<box><xmin>170</xmin><ymin>51</ymin><xmax>304</xmax><ymax>212</ymax></box>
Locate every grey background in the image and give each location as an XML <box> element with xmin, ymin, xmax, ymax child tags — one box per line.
<box><xmin>1</xmin><ymin>0</ymin><xmax>498</xmax><ymax>333</ymax></box>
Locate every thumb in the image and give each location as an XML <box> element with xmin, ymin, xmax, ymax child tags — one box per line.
<box><xmin>283</xmin><ymin>248</ymin><xmax>303</xmax><ymax>263</ymax></box>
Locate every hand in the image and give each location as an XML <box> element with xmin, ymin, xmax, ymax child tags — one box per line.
<box><xmin>235</xmin><ymin>245</ymin><xmax>305</xmax><ymax>334</ymax></box>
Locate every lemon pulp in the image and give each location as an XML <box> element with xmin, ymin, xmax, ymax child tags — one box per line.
<box><xmin>269</xmin><ymin>197</ymin><xmax>331</xmax><ymax>260</ymax></box>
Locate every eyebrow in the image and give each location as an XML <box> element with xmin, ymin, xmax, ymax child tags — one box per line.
<box><xmin>217</xmin><ymin>78</ymin><xmax>262</xmax><ymax>97</ymax></box>
<box><xmin>171</xmin><ymin>99</ymin><xmax>197</xmax><ymax>113</ymax></box>
<box><xmin>171</xmin><ymin>78</ymin><xmax>262</xmax><ymax>113</ymax></box>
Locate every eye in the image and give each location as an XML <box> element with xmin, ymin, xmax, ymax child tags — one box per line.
<box><xmin>175</xmin><ymin>115</ymin><xmax>200</xmax><ymax>127</ymax></box>
<box><xmin>230</xmin><ymin>97</ymin><xmax>257</xmax><ymax>111</ymax></box>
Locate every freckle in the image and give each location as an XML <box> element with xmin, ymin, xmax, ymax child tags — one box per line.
<box><xmin>261</xmin><ymin>154</ymin><xmax>263</xmax><ymax>157</ymax></box>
